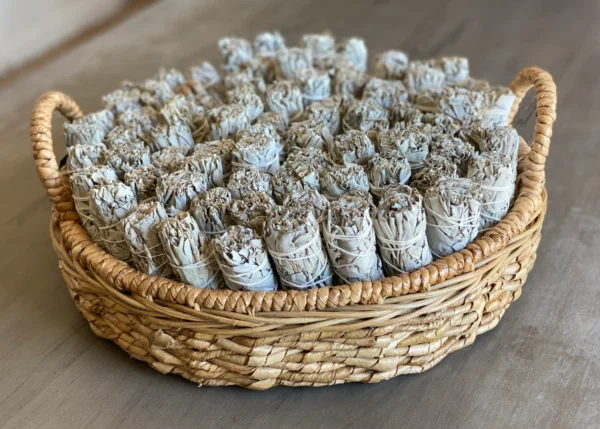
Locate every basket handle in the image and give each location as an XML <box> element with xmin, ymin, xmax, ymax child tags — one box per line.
<box><xmin>31</xmin><ymin>91</ymin><xmax>83</xmax><ymax>220</ymax></box>
<box><xmin>508</xmin><ymin>67</ymin><xmax>557</xmax><ymax>190</ymax></box>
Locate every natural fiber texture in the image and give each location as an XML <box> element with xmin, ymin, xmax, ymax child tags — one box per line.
<box><xmin>32</xmin><ymin>66</ymin><xmax>555</xmax><ymax>389</ymax></box>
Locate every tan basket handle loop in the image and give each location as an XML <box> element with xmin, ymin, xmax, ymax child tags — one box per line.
<box><xmin>508</xmin><ymin>67</ymin><xmax>557</xmax><ymax>189</ymax></box>
<box><xmin>31</xmin><ymin>91</ymin><xmax>83</xmax><ymax>219</ymax></box>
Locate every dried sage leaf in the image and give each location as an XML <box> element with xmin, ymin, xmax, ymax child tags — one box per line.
<box><xmin>303</xmin><ymin>96</ymin><xmax>341</xmax><ymax>135</ymax></box>
<box><xmin>295</xmin><ymin>67</ymin><xmax>332</xmax><ymax>106</ymax></box>
<box><xmin>366</xmin><ymin>151</ymin><xmax>411</xmax><ymax>200</ymax></box>
<box><xmin>319</xmin><ymin>163</ymin><xmax>370</xmax><ymax>201</ymax></box>
<box><xmin>265</xmin><ymin>80</ymin><xmax>304</xmax><ymax>121</ymax></box>
<box><xmin>275</xmin><ymin>47</ymin><xmax>312</xmax><ymax>80</ymax></box>
<box><xmin>430</xmin><ymin>135</ymin><xmax>476</xmax><ymax>176</ymax></box>
<box><xmin>103</xmin><ymin>140</ymin><xmax>151</xmax><ymax>179</ymax></box>
<box><xmin>337</xmin><ymin>37</ymin><xmax>368</xmax><ymax>72</ymax></box>
<box><xmin>151</xmin><ymin>146</ymin><xmax>188</xmax><ymax>171</ymax></box>
<box><xmin>219</xmin><ymin>37</ymin><xmax>253</xmax><ymax>72</ymax></box>
<box><xmin>374</xmin><ymin>50</ymin><xmax>409</xmax><ymax>80</ymax></box>
<box><xmin>124</xmin><ymin>165</ymin><xmax>162</xmax><ymax>202</ymax></box>
<box><xmin>156</xmin><ymin>170</ymin><xmax>208</xmax><ymax>215</ymax></box>
<box><xmin>233</xmin><ymin>135</ymin><xmax>280</xmax><ymax>175</ymax></box>
<box><xmin>363</xmin><ymin>77</ymin><xmax>408</xmax><ymax>109</ymax></box>
<box><xmin>176</xmin><ymin>152</ymin><xmax>224</xmax><ymax>188</ymax></box>
<box><xmin>282</xmin><ymin>188</ymin><xmax>330</xmax><ymax>224</ymax></box>
<box><xmin>271</xmin><ymin>160</ymin><xmax>320</xmax><ymax>203</ymax></box>
<box><xmin>330</xmin><ymin>129</ymin><xmax>376</xmax><ymax>165</ymax></box>
<box><xmin>378</xmin><ymin>124</ymin><xmax>430</xmax><ymax>171</ymax></box>
<box><xmin>411</xmin><ymin>155</ymin><xmax>458</xmax><ymax>195</ymax></box>
<box><xmin>190</xmin><ymin>187</ymin><xmax>234</xmax><ymax>236</ymax></box>
<box><xmin>67</xmin><ymin>143</ymin><xmax>106</xmax><ymax>172</ymax></box>
<box><xmin>227</xmin><ymin>166</ymin><xmax>272</xmax><ymax>200</ymax></box>
<box><xmin>208</xmin><ymin>104</ymin><xmax>250</xmax><ymax>140</ymax></box>
<box><xmin>229</xmin><ymin>191</ymin><xmax>276</xmax><ymax>236</ymax></box>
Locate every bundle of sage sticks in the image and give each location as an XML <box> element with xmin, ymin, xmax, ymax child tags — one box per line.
<box><xmin>65</xmin><ymin>31</ymin><xmax>519</xmax><ymax>291</ymax></box>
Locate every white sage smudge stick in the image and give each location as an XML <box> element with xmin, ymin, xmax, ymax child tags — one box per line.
<box><xmin>218</xmin><ymin>37</ymin><xmax>253</xmax><ymax>72</ymax></box>
<box><xmin>330</xmin><ymin>129</ymin><xmax>377</xmax><ymax>165</ymax></box>
<box><xmin>75</xmin><ymin>109</ymin><xmax>115</xmax><ymax>133</ymax></box>
<box><xmin>256</xmin><ymin>111</ymin><xmax>289</xmax><ymax>136</ymax></box>
<box><xmin>421</xmin><ymin>112</ymin><xmax>461</xmax><ymax>135</ymax></box>
<box><xmin>159</xmin><ymin>212</ymin><xmax>222</xmax><ymax>289</ymax></box>
<box><xmin>363</xmin><ymin>77</ymin><xmax>408</xmax><ymax>110</ymax></box>
<box><xmin>466</xmin><ymin>153</ymin><xmax>515</xmax><ymax>229</ymax></box>
<box><xmin>337</xmin><ymin>37</ymin><xmax>368</xmax><ymax>72</ymax></box>
<box><xmin>254</xmin><ymin>31</ymin><xmax>286</xmax><ymax>57</ymax></box>
<box><xmin>104</xmin><ymin>125</ymin><xmax>141</xmax><ymax>148</ymax></box>
<box><xmin>302</xmin><ymin>33</ymin><xmax>336</xmax><ymax>63</ymax></box>
<box><xmin>265</xmin><ymin>205</ymin><xmax>333</xmax><ymax>290</ymax></box>
<box><xmin>102</xmin><ymin>87</ymin><xmax>142</xmax><ymax>116</ymax></box>
<box><xmin>148</xmin><ymin>96</ymin><xmax>195</xmax><ymax>151</ymax></box>
<box><xmin>229</xmin><ymin>191</ymin><xmax>276</xmax><ymax>236</ymax></box>
<box><xmin>429</xmin><ymin>56</ymin><xmax>470</xmax><ymax>85</ymax></box>
<box><xmin>213</xmin><ymin>225</ymin><xmax>277</xmax><ymax>291</ymax></box>
<box><xmin>374</xmin><ymin>50</ymin><xmax>409</xmax><ymax>80</ymax></box>
<box><xmin>286</xmin><ymin>147</ymin><xmax>330</xmax><ymax>173</ymax></box>
<box><xmin>467</xmin><ymin>125</ymin><xmax>520</xmax><ymax>168</ymax></box>
<box><xmin>156</xmin><ymin>170</ymin><xmax>208</xmax><ymax>215</ymax></box>
<box><xmin>282</xmin><ymin>188</ymin><xmax>330</xmax><ymax>224</ymax></box>
<box><xmin>416</xmin><ymin>87</ymin><xmax>485</xmax><ymax>125</ymax></box>
<box><xmin>411</xmin><ymin>155</ymin><xmax>459</xmax><ymax>195</ymax></box>
<box><xmin>373</xmin><ymin>185</ymin><xmax>433</xmax><ymax>275</ymax></box>
<box><xmin>319</xmin><ymin>163</ymin><xmax>370</xmax><ymax>201</ymax></box>
<box><xmin>64</xmin><ymin>122</ymin><xmax>106</xmax><ymax>148</ymax></box>
<box><xmin>124</xmin><ymin>165</ymin><xmax>163</xmax><ymax>202</ymax></box>
<box><xmin>424</xmin><ymin>178</ymin><xmax>481</xmax><ymax>258</ymax></box>
<box><xmin>189</xmin><ymin>104</ymin><xmax>211</xmax><ymax>143</ymax></box>
<box><xmin>480</xmin><ymin>86</ymin><xmax>516</xmax><ymax>128</ymax></box>
<box><xmin>117</xmin><ymin>106</ymin><xmax>159</xmax><ymax>136</ymax></box>
<box><xmin>271</xmin><ymin>161</ymin><xmax>320</xmax><ymax>203</ymax></box>
<box><xmin>378</xmin><ymin>124</ymin><xmax>430</xmax><ymax>172</ymax></box>
<box><xmin>389</xmin><ymin>101</ymin><xmax>422</xmax><ymax>126</ymax></box>
<box><xmin>227</xmin><ymin>167</ymin><xmax>272</xmax><ymax>200</ymax></box>
<box><xmin>189</xmin><ymin>187</ymin><xmax>234</xmax><ymax>236</ymax></box>
<box><xmin>265</xmin><ymin>80</ymin><xmax>304</xmax><ymax>122</ymax></box>
<box><xmin>303</xmin><ymin>96</ymin><xmax>341</xmax><ymax>135</ymax></box>
<box><xmin>208</xmin><ymin>104</ymin><xmax>250</xmax><ymax>140</ymax></box>
<box><xmin>342</xmin><ymin>98</ymin><xmax>388</xmax><ymax>133</ymax></box>
<box><xmin>405</xmin><ymin>62</ymin><xmax>446</xmax><ymax>93</ymax></box>
<box><xmin>295</xmin><ymin>67</ymin><xmax>331</xmax><ymax>106</ymax></box>
<box><xmin>275</xmin><ymin>47</ymin><xmax>312</xmax><ymax>80</ymax></box>
<box><xmin>227</xmin><ymin>84</ymin><xmax>264</xmax><ymax>122</ymax></box>
<box><xmin>139</xmin><ymin>79</ymin><xmax>176</xmax><ymax>109</ymax></box>
<box><xmin>324</xmin><ymin>195</ymin><xmax>383</xmax><ymax>284</ymax></box>
<box><xmin>366</xmin><ymin>151</ymin><xmax>411</xmax><ymax>200</ymax></box>
<box><xmin>123</xmin><ymin>200</ymin><xmax>172</xmax><ymax>276</ymax></box>
<box><xmin>153</xmin><ymin>67</ymin><xmax>187</xmax><ymax>89</ymax></box>
<box><xmin>188</xmin><ymin>61</ymin><xmax>222</xmax><ymax>90</ymax></box>
<box><xmin>67</xmin><ymin>143</ymin><xmax>106</xmax><ymax>172</ymax></box>
<box><xmin>194</xmin><ymin>139</ymin><xmax>236</xmax><ymax>179</ymax></box>
<box><xmin>285</xmin><ymin>119</ymin><xmax>333</xmax><ymax>152</ymax></box>
<box><xmin>175</xmin><ymin>152</ymin><xmax>224</xmax><ymax>188</ymax></box>
<box><xmin>333</xmin><ymin>64</ymin><xmax>367</xmax><ymax>98</ymax></box>
<box><xmin>430</xmin><ymin>135</ymin><xmax>476</xmax><ymax>176</ymax></box>
<box><xmin>89</xmin><ymin>181</ymin><xmax>138</xmax><ymax>261</ymax></box>
<box><xmin>237</xmin><ymin>123</ymin><xmax>285</xmax><ymax>162</ymax></box>
<box><xmin>103</xmin><ymin>141</ymin><xmax>151</xmax><ymax>180</ymax></box>
<box><xmin>232</xmin><ymin>135</ymin><xmax>280</xmax><ymax>175</ymax></box>
<box><xmin>151</xmin><ymin>146</ymin><xmax>188</xmax><ymax>171</ymax></box>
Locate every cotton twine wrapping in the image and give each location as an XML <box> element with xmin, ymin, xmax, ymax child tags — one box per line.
<box><xmin>286</xmin><ymin>147</ymin><xmax>331</xmax><ymax>173</ymax></box>
<box><xmin>229</xmin><ymin>191</ymin><xmax>276</xmax><ymax>236</ymax></box>
<box><xmin>151</xmin><ymin>147</ymin><xmax>188</xmax><ymax>171</ymax></box>
<box><xmin>175</xmin><ymin>152</ymin><xmax>224</xmax><ymax>189</ymax></box>
<box><xmin>374</xmin><ymin>50</ymin><xmax>409</xmax><ymax>80</ymax></box>
<box><xmin>295</xmin><ymin>68</ymin><xmax>332</xmax><ymax>106</ymax></box>
<box><xmin>158</xmin><ymin>212</ymin><xmax>222</xmax><ymax>289</ymax></box>
<box><xmin>124</xmin><ymin>165</ymin><xmax>163</xmax><ymax>202</ymax></box>
<box><xmin>467</xmin><ymin>153</ymin><xmax>515</xmax><ymax>229</ymax></box>
<box><xmin>123</xmin><ymin>200</ymin><xmax>172</xmax><ymax>277</ymax></box>
<box><xmin>319</xmin><ymin>163</ymin><xmax>370</xmax><ymax>201</ymax></box>
<box><xmin>208</xmin><ymin>104</ymin><xmax>250</xmax><ymax>140</ymax></box>
<box><xmin>324</xmin><ymin>195</ymin><xmax>383</xmax><ymax>284</ymax></box>
<box><xmin>67</xmin><ymin>143</ymin><xmax>106</xmax><ymax>171</ymax></box>
<box><xmin>155</xmin><ymin>170</ymin><xmax>207</xmax><ymax>215</ymax></box>
<box><xmin>405</xmin><ymin>62</ymin><xmax>446</xmax><ymax>93</ymax></box>
<box><xmin>64</xmin><ymin>121</ymin><xmax>107</xmax><ymax>148</ymax></box>
<box><xmin>342</xmin><ymin>98</ymin><xmax>388</xmax><ymax>133</ymax></box>
<box><xmin>271</xmin><ymin>160</ymin><xmax>320</xmax><ymax>203</ymax></box>
<box><xmin>424</xmin><ymin>178</ymin><xmax>481</xmax><ymax>258</ymax></box>
<box><xmin>233</xmin><ymin>135</ymin><xmax>280</xmax><ymax>175</ymax></box>
<box><xmin>265</xmin><ymin>81</ymin><xmax>304</xmax><ymax>121</ymax></box>
<box><xmin>303</xmin><ymin>96</ymin><xmax>341</xmax><ymax>135</ymax></box>
<box><xmin>337</xmin><ymin>37</ymin><xmax>368</xmax><ymax>72</ymax></box>
<box><xmin>275</xmin><ymin>47</ymin><xmax>312</xmax><ymax>80</ymax></box>
<box><xmin>103</xmin><ymin>140</ymin><xmax>151</xmax><ymax>180</ymax></box>
<box><xmin>366</xmin><ymin>150</ymin><xmax>411</xmax><ymax>200</ymax></box>
<box><xmin>363</xmin><ymin>77</ymin><xmax>408</xmax><ymax>110</ymax></box>
<box><xmin>189</xmin><ymin>187</ymin><xmax>233</xmax><ymax>236</ymax></box>
<box><xmin>430</xmin><ymin>135</ymin><xmax>476</xmax><ymax>176</ymax></box>
<box><xmin>481</xmin><ymin>86</ymin><xmax>516</xmax><ymax>128</ymax></box>
<box><xmin>467</xmin><ymin>125</ymin><xmax>520</xmax><ymax>168</ymax></box>
<box><xmin>285</xmin><ymin>119</ymin><xmax>333</xmax><ymax>152</ymax></box>
<box><xmin>265</xmin><ymin>205</ymin><xmax>333</xmax><ymax>290</ymax></box>
<box><xmin>226</xmin><ymin>167</ymin><xmax>272</xmax><ymax>200</ymax></box>
<box><xmin>378</xmin><ymin>124</ymin><xmax>430</xmax><ymax>172</ymax></box>
<box><xmin>227</xmin><ymin>84</ymin><xmax>264</xmax><ymax>122</ymax></box>
<box><xmin>218</xmin><ymin>37</ymin><xmax>253</xmax><ymax>73</ymax></box>
<box><xmin>411</xmin><ymin>155</ymin><xmax>459</xmax><ymax>195</ymax></box>
<box><xmin>89</xmin><ymin>181</ymin><xmax>138</xmax><ymax>261</ymax></box>
<box><xmin>330</xmin><ymin>129</ymin><xmax>377</xmax><ymax>165</ymax></box>
<box><xmin>213</xmin><ymin>225</ymin><xmax>277</xmax><ymax>291</ymax></box>
<box><xmin>282</xmin><ymin>188</ymin><xmax>330</xmax><ymax>225</ymax></box>
<box><xmin>373</xmin><ymin>185</ymin><xmax>433</xmax><ymax>275</ymax></box>
<box><xmin>193</xmin><ymin>139</ymin><xmax>236</xmax><ymax>178</ymax></box>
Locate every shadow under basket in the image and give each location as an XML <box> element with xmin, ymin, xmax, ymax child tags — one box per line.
<box><xmin>30</xmin><ymin>67</ymin><xmax>556</xmax><ymax>389</ymax></box>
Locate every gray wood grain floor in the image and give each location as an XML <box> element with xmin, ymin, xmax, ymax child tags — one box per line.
<box><xmin>1</xmin><ymin>0</ymin><xmax>599</xmax><ymax>428</ymax></box>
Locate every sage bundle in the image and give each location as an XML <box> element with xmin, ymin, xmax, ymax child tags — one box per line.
<box><xmin>117</xmin><ymin>106</ymin><xmax>160</xmax><ymax>136</ymax></box>
<box><xmin>155</xmin><ymin>170</ymin><xmax>208</xmax><ymax>215</ymax></box>
<box><xmin>342</xmin><ymin>98</ymin><xmax>389</xmax><ymax>133</ymax></box>
<box><xmin>124</xmin><ymin>165</ymin><xmax>162</xmax><ymax>202</ymax></box>
<box><xmin>430</xmin><ymin>135</ymin><xmax>476</xmax><ymax>176</ymax></box>
<box><xmin>324</xmin><ymin>195</ymin><xmax>383</xmax><ymax>284</ymax></box>
<box><xmin>175</xmin><ymin>152</ymin><xmax>224</xmax><ymax>188</ymax></box>
<box><xmin>123</xmin><ymin>200</ymin><xmax>172</xmax><ymax>276</ymax></box>
<box><xmin>429</xmin><ymin>56</ymin><xmax>470</xmax><ymax>85</ymax></box>
<box><xmin>416</xmin><ymin>87</ymin><xmax>485</xmax><ymax>125</ymax></box>
<box><xmin>282</xmin><ymin>188</ymin><xmax>330</xmax><ymax>224</ymax></box>
<box><xmin>139</xmin><ymin>79</ymin><xmax>176</xmax><ymax>109</ymax></box>
<box><xmin>189</xmin><ymin>187</ymin><xmax>234</xmax><ymax>236</ymax></box>
<box><xmin>75</xmin><ymin>109</ymin><xmax>115</xmax><ymax>133</ymax></box>
<box><xmin>286</xmin><ymin>147</ymin><xmax>330</xmax><ymax>173</ymax></box>
<box><xmin>103</xmin><ymin>141</ymin><xmax>151</xmax><ymax>179</ymax></box>
<box><xmin>373</xmin><ymin>185</ymin><xmax>433</xmax><ymax>275</ymax></box>
<box><xmin>339</xmin><ymin>190</ymin><xmax>375</xmax><ymax>209</ymax></box>
<box><xmin>227</xmin><ymin>167</ymin><xmax>272</xmax><ymax>200</ymax></box>
<box><xmin>104</xmin><ymin>125</ymin><xmax>141</xmax><ymax>148</ymax></box>
<box><xmin>265</xmin><ymin>81</ymin><xmax>304</xmax><ymax>121</ymax></box>
<box><xmin>374</xmin><ymin>50</ymin><xmax>409</xmax><ymax>80</ymax></box>
<box><xmin>466</xmin><ymin>153</ymin><xmax>515</xmax><ymax>229</ymax></box>
<box><xmin>389</xmin><ymin>101</ymin><xmax>422</xmax><ymax>126</ymax></box>
<box><xmin>256</xmin><ymin>111</ymin><xmax>289</xmax><ymax>136</ymax></box>
<box><xmin>405</xmin><ymin>62</ymin><xmax>446</xmax><ymax>93</ymax></box>
<box><xmin>153</xmin><ymin>68</ymin><xmax>187</xmax><ymax>89</ymax></box>
<box><xmin>362</xmin><ymin>77</ymin><xmax>408</xmax><ymax>110</ymax></box>
<box><xmin>102</xmin><ymin>87</ymin><xmax>142</xmax><ymax>116</ymax></box>
<box><xmin>227</xmin><ymin>84</ymin><xmax>264</xmax><ymax>122</ymax></box>
<box><xmin>149</xmin><ymin>122</ymin><xmax>194</xmax><ymax>153</ymax></box>
<box><xmin>208</xmin><ymin>104</ymin><xmax>250</xmax><ymax>140</ymax></box>
<box><xmin>188</xmin><ymin>62</ymin><xmax>222</xmax><ymax>90</ymax></box>
<box><xmin>237</xmin><ymin>122</ymin><xmax>285</xmax><ymax>161</ymax></box>
<box><xmin>333</xmin><ymin>65</ymin><xmax>367</xmax><ymax>98</ymax></box>
<box><xmin>319</xmin><ymin>163</ymin><xmax>370</xmax><ymax>201</ymax></box>
<box><xmin>218</xmin><ymin>37</ymin><xmax>253</xmax><ymax>72</ymax></box>
<box><xmin>337</xmin><ymin>37</ymin><xmax>368</xmax><ymax>72</ymax></box>
<box><xmin>411</xmin><ymin>155</ymin><xmax>458</xmax><ymax>195</ymax></box>
<box><xmin>275</xmin><ymin>47</ymin><xmax>312</xmax><ymax>80</ymax></box>
<box><xmin>424</xmin><ymin>178</ymin><xmax>481</xmax><ymax>258</ymax></box>
<box><xmin>254</xmin><ymin>31</ymin><xmax>286</xmax><ymax>57</ymax></box>
<box><xmin>229</xmin><ymin>191</ymin><xmax>276</xmax><ymax>236</ymax></box>
<box><xmin>481</xmin><ymin>86</ymin><xmax>516</xmax><ymax>128</ymax></box>
<box><xmin>302</xmin><ymin>33</ymin><xmax>336</xmax><ymax>63</ymax></box>
<box><xmin>67</xmin><ymin>143</ymin><xmax>106</xmax><ymax>172</ymax></box>
<box><xmin>193</xmin><ymin>139</ymin><xmax>236</xmax><ymax>178</ymax></box>
<box><xmin>303</xmin><ymin>96</ymin><xmax>341</xmax><ymax>135</ymax></box>
<box><xmin>64</xmin><ymin>122</ymin><xmax>106</xmax><ymax>148</ymax></box>
<box><xmin>265</xmin><ymin>205</ymin><xmax>333</xmax><ymax>290</ymax></box>
<box><xmin>89</xmin><ymin>181</ymin><xmax>138</xmax><ymax>260</ymax></box>
<box><xmin>421</xmin><ymin>112</ymin><xmax>461</xmax><ymax>135</ymax></box>
<box><xmin>366</xmin><ymin>151</ymin><xmax>411</xmax><ymax>200</ymax></box>
<box><xmin>213</xmin><ymin>225</ymin><xmax>277</xmax><ymax>291</ymax></box>
<box><xmin>295</xmin><ymin>68</ymin><xmax>331</xmax><ymax>105</ymax></box>
<box><xmin>151</xmin><ymin>146</ymin><xmax>188</xmax><ymax>171</ymax></box>
<box><xmin>467</xmin><ymin>125</ymin><xmax>520</xmax><ymax>167</ymax></box>
<box><xmin>159</xmin><ymin>212</ymin><xmax>222</xmax><ymax>289</ymax></box>
<box><xmin>271</xmin><ymin>161</ymin><xmax>320</xmax><ymax>203</ymax></box>
<box><xmin>188</xmin><ymin>104</ymin><xmax>213</xmax><ymax>144</ymax></box>
<box><xmin>285</xmin><ymin>119</ymin><xmax>333</xmax><ymax>152</ymax></box>
<box><xmin>378</xmin><ymin>124</ymin><xmax>430</xmax><ymax>171</ymax></box>
<box><xmin>330</xmin><ymin>130</ymin><xmax>377</xmax><ymax>165</ymax></box>
<box><xmin>233</xmin><ymin>135</ymin><xmax>280</xmax><ymax>175</ymax></box>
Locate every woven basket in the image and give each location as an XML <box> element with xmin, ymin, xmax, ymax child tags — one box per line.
<box><xmin>30</xmin><ymin>66</ymin><xmax>555</xmax><ymax>389</ymax></box>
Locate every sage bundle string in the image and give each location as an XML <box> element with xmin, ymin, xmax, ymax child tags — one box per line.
<box><xmin>374</xmin><ymin>50</ymin><xmax>409</xmax><ymax>80</ymax></box>
<box><xmin>227</xmin><ymin>167</ymin><xmax>272</xmax><ymax>200</ymax></box>
<box><xmin>303</xmin><ymin>96</ymin><xmax>341</xmax><ymax>135</ymax></box>
<box><xmin>411</xmin><ymin>155</ymin><xmax>459</xmax><ymax>195</ymax></box>
<box><xmin>373</xmin><ymin>185</ymin><xmax>433</xmax><ymax>275</ymax></box>
<box><xmin>378</xmin><ymin>124</ymin><xmax>430</xmax><ymax>172</ymax></box>
<box><xmin>286</xmin><ymin>147</ymin><xmax>330</xmax><ymax>173</ymax></box>
<box><xmin>333</xmin><ymin>64</ymin><xmax>367</xmax><ymax>98</ymax></box>
<box><xmin>89</xmin><ymin>181</ymin><xmax>138</xmax><ymax>260</ymax></box>
<box><xmin>275</xmin><ymin>47</ymin><xmax>312</xmax><ymax>80</ymax></box>
<box><xmin>158</xmin><ymin>212</ymin><xmax>222</xmax><ymax>289</ymax></box>
<box><xmin>155</xmin><ymin>170</ymin><xmax>208</xmax><ymax>215</ymax></box>
<box><xmin>424</xmin><ymin>178</ymin><xmax>481</xmax><ymax>258</ymax></box>
<box><xmin>189</xmin><ymin>187</ymin><xmax>234</xmax><ymax>236</ymax></box>
<box><xmin>362</xmin><ymin>77</ymin><xmax>408</xmax><ymax>110</ymax></box>
<box><xmin>466</xmin><ymin>153</ymin><xmax>515</xmax><ymax>229</ymax></box>
<box><xmin>430</xmin><ymin>135</ymin><xmax>476</xmax><ymax>176</ymax></box>
<box><xmin>366</xmin><ymin>151</ymin><xmax>411</xmax><ymax>200</ymax></box>
<box><xmin>190</xmin><ymin>104</ymin><xmax>211</xmax><ymax>143</ymax></box>
<box><xmin>265</xmin><ymin>81</ymin><xmax>304</xmax><ymax>121</ymax></box>
<box><xmin>481</xmin><ymin>86</ymin><xmax>516</xmax><ymax>128</ymax></box>
<box><xmin>467</xmin><ymin>125</ymin><xmax>520</xmax><ymax>167</ymax></box>
<box><xmin>229</xmin><ymin>191</ymin><xmax>276</xmax><ymax>236</ymax></box>
<box><xmin>265</xmin><ymin>205</ymin><xmax>333</xmax><ymax>290</ymax></box>
<box><xmin>295</xmin><ymin>68</ymin><xmax>331</xmax><ymax>106</ymax></box>
<box><xmin>405</xmin><ymin>62</ymin><xmax>446</xmax><ymax>93</ymax></box>
<box><xmin>175</xmin><ymin>152</ymin><xmax>224</xmax><ymax>188</ymax></box>
<box><xmin>64</xmin><ymin>122</ymin><xmax>107</xmax><ymax>148</ymax></box>
<box><xmin>342</xmin><ymin>98</ymin><xmax>388</xmax><ymax>133</ymax></box>
<box><xmin>193</xmin><ymin>139</ymin><xmax>236</xmax><ymax>178</ymax></box>
<box><xmin>213</xmin><ymin>225</ymin><xmax>277</xmax><ymax>291</ymax></box>
<box><xmin>285</xmin><ymin>119</ymin><xmax>333</xmax><ymax>152</ymax></box>
<box><xmin>282</xmin><ymin>188</ymin><xmax>330</xmax><ymax>224</ymax></box>
<box><xmin>271</xmin><ymin>161</ymin><xmax>320</xmax><ymax>203</ymax></box>
<box><xmin>338</xmin><ymin>37</ymin><xmax>368</xmax><ymax>72</ymax></box>
<box><xmin>218</xmin><ymin>37</ymin><xmax>253</xmax><ymax>72</ymax></box>
<box><xmin>123</xmin><ymin>200</ymin><xmax>172</xmax><ymax>276</ymax></box>
<box><xmin>330</xmin><ymin>129</ymin><xmax>377</xmax><ymax>165</ymax></box>
<box><xmin>233</xmin><ymin>135</ymin><xmax>280</xmax><ymax>175</ymax></box>
<box><xmin>324</xmin><ymin>195</ymin><xmax>383</xmax><ymax>284</ymax></box>
<box><xmin>227</xmin><ymin>84</ymin><xmax>264</xmax><ymax>122</ymax></box>
<box><xmin>103</xmin><ymin>141</ymin><xmax>151</xmax><ymax>179</ymax></box>
<box><xmin>319</xmin><ymin>163</ymin><xmax>370</xmax><ymax>201</ymax></box>
<box><xmin>208</xmin><ymin>104</ymin><xmax>250</xmax><ymax>140</ymax></box>
<box><xmin>67</xmin><ymin>143</ymin><xmax>106</xmax><ymax>172</ymax></box>
<box><xmin>124</xmin><ymin>165</ymin><xmax>162</xmax><ymax>202</ymax></box>
<box><xmin>151</xmin><ymin>146</ymin><xmax>188</xmax><ymax>171</ymax></box>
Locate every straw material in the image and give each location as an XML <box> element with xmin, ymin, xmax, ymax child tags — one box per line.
<box><xmin>31</xmin><ymin>67</ymin><xmax>555</xmax><ymax>389</ymax></box>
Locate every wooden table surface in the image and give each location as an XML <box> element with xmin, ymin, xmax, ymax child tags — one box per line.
<box><xmin>1</xmin><ymin>0</ymin><xmax>599</xmax><ymax>427</ymax></box>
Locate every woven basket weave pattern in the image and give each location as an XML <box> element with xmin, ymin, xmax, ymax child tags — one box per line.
<box><xmin>31</xmin><ymin>67</ymin><xmax>555</xmax><ymax>389</ymax></box>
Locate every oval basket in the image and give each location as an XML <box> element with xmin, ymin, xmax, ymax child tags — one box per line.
<box><xmin>30</xmin><ymin>67</ymin><xmax>556</xmax><ymax>389</ymax></box>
